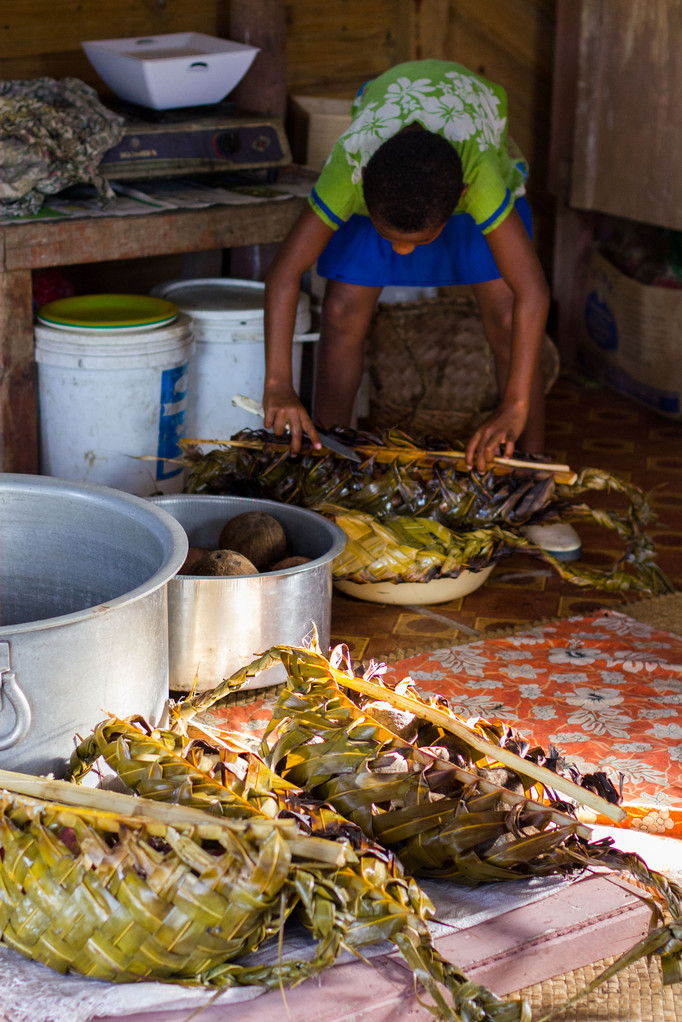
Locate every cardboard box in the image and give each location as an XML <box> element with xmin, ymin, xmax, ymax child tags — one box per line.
<box><xmin>578</xmin><ymin>248</ymin><xmax>682</xmax><ymax>420</ymax></box>
<box><xmin>288</xmin><ymin>96</ymin><xmax>352</xmax><ymax>170</ymax></box>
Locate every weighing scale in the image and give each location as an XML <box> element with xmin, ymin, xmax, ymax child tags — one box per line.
<box><xmin>98</xmin><ymin>100</ymin><xmax>292</xmax><ymax>181</ymax></box>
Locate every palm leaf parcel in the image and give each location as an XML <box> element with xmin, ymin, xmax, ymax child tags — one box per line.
<box><xmin>180</xmin><ymin>426</ymin><xmax>672</xmax><ymax>594</ymax></box>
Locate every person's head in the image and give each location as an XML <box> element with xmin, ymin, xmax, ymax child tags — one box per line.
<box><xmin>363</xmin><ymin>128</ymin><xmax>464</xmax><ymax>252</ymax></box>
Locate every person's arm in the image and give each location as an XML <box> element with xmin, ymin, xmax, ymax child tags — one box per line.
<box><xmin>465</xmin><ymin>209</ymin><xmax>550</xmax><ymax>471</ymax></box>
<box><xmin>263</xmin><ymin>206</ymin><xmax>335</xmax><ymax>454</ymax></box>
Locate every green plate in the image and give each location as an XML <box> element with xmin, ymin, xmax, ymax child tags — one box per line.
<box><xmin>37</xmin><ymin>294</ymin><xmax>179</xmax><ymax>330</ymax></box>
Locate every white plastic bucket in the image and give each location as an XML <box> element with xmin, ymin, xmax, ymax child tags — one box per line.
<box><xmin>34</xmin><ymin>313</ymin><xmax>195</xmax><ymax>496</ymax></box>
<box><xmin>150</xmin><ymin>278</ymin><xmax>318</xmax><ymax>439</ymax></box>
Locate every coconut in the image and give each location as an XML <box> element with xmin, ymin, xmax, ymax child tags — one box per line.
<box><xmin>191</xmin><ymin>549</ymin><xmax>259</xmax><ymax>577</ymax></box>
<box><xmin>218</xmin><ymin>511</ymin><xmax>288</xmax><ymax>571</ymax></box>
<box><xmin>269</xmin><ymin>555</ymin><xmax>311</xmax><ymax>571</ymax></box>
<box><xmin>178</xmin><ymin>546</ymin><xmax>209</xmax><ymax>575</ymax></box>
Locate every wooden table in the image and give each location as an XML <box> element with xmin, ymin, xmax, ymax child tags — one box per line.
<box><xmin>0</xmin><ymin>195</ymin><xmax>305</xmax><ymax>474</ymax></box>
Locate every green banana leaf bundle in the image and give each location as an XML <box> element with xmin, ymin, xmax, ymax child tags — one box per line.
<box><xmin>183</xmin><ymin>640</ymin><xmax>682</xmax><ymax>995</ymax></box>
<box><xmin>179</xmin><ymin>426</ymin><xmax>672</xmax><ymax>594</ymax></box>
<box><xmin>0</xmin><ymin>719</ymin><xmax>526</xmax><ymax>1021</ymax></box>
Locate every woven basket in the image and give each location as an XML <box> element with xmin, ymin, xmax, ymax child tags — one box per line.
<box><xmin>365</xmin><ymin>294</ymin><xmax>559</xmax><ymax>441</ymax></box>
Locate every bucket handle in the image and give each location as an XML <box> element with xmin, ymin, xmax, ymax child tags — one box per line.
<box><xmin>226</xmin><ymin>330</ymin><xmax>320</xmax><ymax>344</ymax></box>
<box><xmin>0</xmin><ymin>644</ymin><xmax>31</xmax><ymax>750</ymax></box>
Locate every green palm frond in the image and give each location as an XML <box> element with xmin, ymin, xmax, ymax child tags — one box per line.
<box><xmin>0</xmin><ymin>780</ymin><xmax>304</xmax><ymax>984</ymax></box>
<box><xmin>174</xmin><ymin>639</ymin><xmax>682</xmax><ymax>1010</ymax></box>
<box><xmin>181</xmin><ymin>641</ymin><xmax>682</xmax><ymax>926</ymax></box>
<box><xmin>2</xmin><ymin>635</ymin><xmax>678</xmax><ymax>1018</ymax></box>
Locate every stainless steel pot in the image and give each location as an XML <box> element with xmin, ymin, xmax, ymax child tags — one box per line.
<box><xmin>0</xmin><ymin>475</ymin><xmax>188</xmax><ymax>776</ymax></box>
<box><xmin>150</xmin><ymin>495</ymin><xmax>346</xmax><ymax>691</ymax></box>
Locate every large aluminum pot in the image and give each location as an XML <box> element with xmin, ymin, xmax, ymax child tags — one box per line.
<box><xmin>150</xmin><ymin>495</ymin><xmax>346</xmax><ymax>691</ymax></box>
<box><xmin>0</xmin><ymin>475</ymin><xmax>188</xmax><ymax>776</ymax></box>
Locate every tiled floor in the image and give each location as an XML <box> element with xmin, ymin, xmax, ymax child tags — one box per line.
<box><xmin>329</xmin><ymin>374</ymin><xmax>682</xmax><ymax>662</ymax></box>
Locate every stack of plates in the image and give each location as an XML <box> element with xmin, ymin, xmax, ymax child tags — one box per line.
<box><xmin>36</xmin><ymin>294</ymin><xmax>179</xmax><ymax>334</ymax></box>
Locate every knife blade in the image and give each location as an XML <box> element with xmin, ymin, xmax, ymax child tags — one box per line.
<box><xmin>232</xmin><ymin>395</ymin><xmax>362</xmax><ymax>463</ymax></box>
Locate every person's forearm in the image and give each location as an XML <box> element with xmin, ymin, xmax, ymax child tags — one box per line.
<box><xmin>264</xmin><ymin>260</ymin><xmax>303</xmax><ymax>391</ymax></box>
<box><xmin>264</xmin><ymin>207</ymin><xmax>335</xmax><ymax>396</ymax></box>
<box><xmin>502</xmin><ymin>280</ymin><xmax>550</xmax><ymax>411</ymax></box>
<box><xmin>482</xmin><ymin>209</ymin><xmax>551</xmax><ymax>414</ymax></box>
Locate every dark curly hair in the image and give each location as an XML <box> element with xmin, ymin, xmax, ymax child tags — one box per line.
<box><xmin>363</xmin><ymin>129</ymin><xmax>464</xmax><ymax>232</ymax></box>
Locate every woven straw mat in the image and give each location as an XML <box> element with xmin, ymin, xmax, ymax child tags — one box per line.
<box><xmin>365</xmin><ymin>294</ymin><xmax>559</xmax><ymax>441</ymax></box>
<box><xmin>513</xmin><ymin>953</ymin><xmax>682</xmax><ymax>1021</ymax></box>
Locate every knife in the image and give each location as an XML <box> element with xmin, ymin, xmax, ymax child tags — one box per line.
<box><xmin>232</xmin><ymin>394</ymin><xmax>363</xmax><ymax>463</ymax></box>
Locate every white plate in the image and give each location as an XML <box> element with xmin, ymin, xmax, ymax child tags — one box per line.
<box><xmin>334</xmin><ymin>565</ymin><xmax>494</xmax><ymax>606</ymax></box>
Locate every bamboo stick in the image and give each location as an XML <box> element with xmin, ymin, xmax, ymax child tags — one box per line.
<box><xmin>0</xmin><ymin>767</ymin><xmax>288</xmax><ymax>833</ymax></box>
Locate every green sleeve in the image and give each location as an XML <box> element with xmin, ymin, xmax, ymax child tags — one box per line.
<box><xmin>307</xmin><ymin>143</ymin><xmax>366</xmax><ymax>230</ymax></box>
<box><xmin>460</xmin><ymin>153</ymin><xmax>515</xmax><ymax>234</ymax></box>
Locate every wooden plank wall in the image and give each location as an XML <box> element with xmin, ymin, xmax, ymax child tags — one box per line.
<box><xmin>570</xmin><ymin>0</ymin><xmax>682</xmax><ymax>231</ymax></box>
<box><xmin>283</xmin><ymin>2</ymin><xmax>400</xmax><ymax>96</ymax></box>
<box><xmin>0</xmin><ymin>0</ymin><xmax>557</xmax><ymax>274</ymax></box>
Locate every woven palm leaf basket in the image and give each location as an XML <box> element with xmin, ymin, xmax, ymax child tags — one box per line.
<box><xmin>365</xmin><ymin>292</ymin><xmax>560</xmax><ymax>441</ymax></box>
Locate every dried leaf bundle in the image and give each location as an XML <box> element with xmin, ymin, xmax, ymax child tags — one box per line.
<box><xmin>180</xmin><ymin>426</ymin><xmax>672</xmax><ymax>593</ymax></box>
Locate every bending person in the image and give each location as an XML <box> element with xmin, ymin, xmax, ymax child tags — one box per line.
<box><xmin>263</xmin><ymin>59</ymin><xmax>579</xmax><ymax>557</ymax></box>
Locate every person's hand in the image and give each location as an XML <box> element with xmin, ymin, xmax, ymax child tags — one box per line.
<box><xmin>465</xmin><ymin>402</ymin><xmax>528</xmax><ymax>473</ymax></box>
<box><xmin>262</xmin><ymin>382</ymin><xmax>321</xmax><ymax>456</ymax></box>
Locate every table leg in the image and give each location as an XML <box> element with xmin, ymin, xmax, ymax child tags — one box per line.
<box><xmin>0</xmin><ymin>269</ymin><xmax>38</xmax><ymax>473</ymax></box>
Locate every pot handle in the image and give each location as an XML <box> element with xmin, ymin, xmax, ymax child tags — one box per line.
<box><xmin>0</xmin><ymin>643</ymin><xmax>31</xmax><ymax>750</ymax></box>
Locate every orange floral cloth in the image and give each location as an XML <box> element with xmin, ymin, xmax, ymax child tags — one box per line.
<box><xmin>203</xmin><ymin>610</ymin><xmax>682</xmax><ymax>839</ymax></box>
<box><xmin>380</xmin><ymin>610</ymin><xmax>682</xmax><ymax>838</ymax></box>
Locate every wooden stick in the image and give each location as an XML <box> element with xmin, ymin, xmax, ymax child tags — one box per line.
<box><xmin>331</xmin><ymin>674</ymin><xmax>626</xmax><ymax>824</ymax></box>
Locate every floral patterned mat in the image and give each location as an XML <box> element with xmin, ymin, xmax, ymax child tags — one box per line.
<box><xmin>203</xmin><ymin>609</ymin><xmax>682</xmax><ymax>839</ymax></box>
<box><xmin>378</xmin><ymin>609</ymin><xmax>682</xmax><ymax>839</ymax></box>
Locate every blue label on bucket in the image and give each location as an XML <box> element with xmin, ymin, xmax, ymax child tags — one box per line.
<box><xmin>157</xmin><ymin>364</ymin><xmax>188</xmax><ymax>480</ymax></box>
